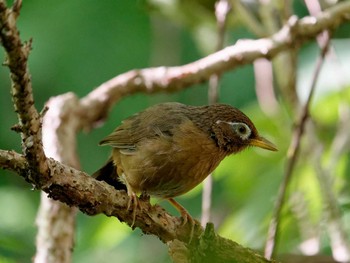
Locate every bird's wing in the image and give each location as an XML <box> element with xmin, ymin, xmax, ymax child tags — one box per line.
<box><xmin>99</xmin><ymin>103</ymin><xmax>188</xmax><ymax>149</ymax></box>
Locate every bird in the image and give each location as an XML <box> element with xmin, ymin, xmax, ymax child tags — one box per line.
<box><xmin>93</xmin><ymin>102</ymin><xmax>277</xmax><ymax>230</ymax></box>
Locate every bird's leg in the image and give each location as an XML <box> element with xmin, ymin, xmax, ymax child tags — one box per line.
<box><xmin>167</xmin><ymin>198</ymin><xmax>195</xmax><ymax>242</ymax></box>
<box><xmin>121</xmin><ymin>173</ymin><xmax>140</xmax><ymax>227</ymax></box>
<box><xmin>127</xmin><ymin>192</ymin><xmax>140</xmax><ymax>227</ymax></box>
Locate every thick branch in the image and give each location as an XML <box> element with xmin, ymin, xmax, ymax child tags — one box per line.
<box><xmin>170</xmin><ymin>223</ymin><xmax>274</xmax><ymax>263</ymax></box>
<box><xmin>0</xmin><ymin>148</ymin><xmax>275</xmax><ymax>262</ymax></box>
<box><xmin>0</xmin><ymin>0</ymin><xmax>48</xmax><ymax>184</ymax></box>
<box><xmin>35</xmin><ymin>93</ymin><xmax>82</xmax><ymax>263</ymax></box>
<box><xmin>0</xmin><ymin>148</ymin><xmax>196</xmax><ymax>243</ymax></box>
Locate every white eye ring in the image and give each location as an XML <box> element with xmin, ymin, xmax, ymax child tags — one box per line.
<box><xmin>216</xmin><ymin>120</ymin><xmax>251</xmax><ymax>140</ymax></box>
<box><xmin>231</xmin><ymin>122</ymin><xmax>251</xmax><ymax>140</ymax></box>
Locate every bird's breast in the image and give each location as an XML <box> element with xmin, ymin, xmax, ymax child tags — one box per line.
<box><xmin>113</xmin><ymin>120</ymin><xmax>226</xmax><ymax>198</ymax></box>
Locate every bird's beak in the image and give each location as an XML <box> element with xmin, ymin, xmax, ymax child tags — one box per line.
<box><xmin>250</xmin><ymin>136</ymin><xmax>278</xmax><ymax>151</ymax></box>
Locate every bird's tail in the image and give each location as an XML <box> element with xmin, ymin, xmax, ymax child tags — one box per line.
<box><xmin>92</xmin><ymin>157</ymin><xmax>127</xmax><ymax>191</ymax></box>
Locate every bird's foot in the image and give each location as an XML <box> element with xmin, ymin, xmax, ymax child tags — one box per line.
<box><xmin>127</xmin><ymin>192</ymin><xmax>141</xmax><ymax>227</ymax></box>
<box><xmin>168</xmin><ymin>198</ymin><xmax>195</xmax><ymax>243</ymax></box>
<box><xmin>179</xmin><ymin>209</ymin><xmax>195</xmax><ymax>243</ymax></box>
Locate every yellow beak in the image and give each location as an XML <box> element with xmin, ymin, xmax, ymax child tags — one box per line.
<box><xmin>249</xmin><ymin>137</ymin><xmax>278</xmax><ymax>151</ymax></box>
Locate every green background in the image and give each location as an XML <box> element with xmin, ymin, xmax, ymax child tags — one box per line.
<box><xmin>1</xmin><ymin>1</ymin><xmax>350</xmax><ymax>262</ymax></box>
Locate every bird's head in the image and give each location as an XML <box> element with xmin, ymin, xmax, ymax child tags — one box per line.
<box><xmin>208</xmin><ymin>104</ymin><xmax>277</xmax><ymax>154</ymax></box>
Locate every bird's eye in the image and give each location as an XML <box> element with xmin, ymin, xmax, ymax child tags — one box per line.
<box><xmin>231</xmin><ymin>122</ymin><xmax>251</xmax><ymax>140</ymax></box>
<box><xmin>238</xmin><ymin>126</ymin><xmax>246</xmax><ymax>134</ymax></box>
<box><xmin>216</xmin><ymin>121</ymin><xmax>252</xmax><ymax>140</ymax></box>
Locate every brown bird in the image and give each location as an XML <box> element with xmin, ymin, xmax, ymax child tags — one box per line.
<box><xmin>93</xmin><ymin>102</ymin><xmax>277</xmax><ymax>228</ymax></box>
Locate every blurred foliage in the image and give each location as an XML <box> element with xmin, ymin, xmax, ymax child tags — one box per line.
<box><xmin>1</xmin><ymin>0</ymin><xmax>350</xmax><ymax>263</ymax></box>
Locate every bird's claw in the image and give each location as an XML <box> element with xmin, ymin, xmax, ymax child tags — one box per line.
<box><xmin>127</xmin><ymin>192</ymin><xmax>141</xmax><ymax>227</ymax></box>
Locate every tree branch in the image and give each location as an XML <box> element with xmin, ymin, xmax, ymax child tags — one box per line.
<box><xmin>35</xmin><ymin>93</ymin><xmax>82</xmax><ymax>263</ymax></box>
<box><xmin>0</xmin><ymin>149</ymin><xmax>27</xmax><ymax>173</ymax></box>
<box><xmin>201</xmin><ymin>0</ymin><xmax>231</xmax><ymax>227</ymax></box>
<box><xmin>1</xmin><ymin>1</ymin><xmax>350</xmax><ymax>262</ymax></box>
<box><xmin>80</xmin><ymin>1</ymin><xmax>350</xmax><ymax>128</ymax></box>
<box><xmin>2</xmin><ymin>150</ymin><xmax>277</xmax><ymax>262</ymax></box>
<box><xmin>0</xmin><ymin>0</ymin><xmax>49</xmax><ymax>184</ymax></box>
<box><xmin>0</xmin><ymin>149</ymin><xmax>191</xmax><ymax>242</ymax></box>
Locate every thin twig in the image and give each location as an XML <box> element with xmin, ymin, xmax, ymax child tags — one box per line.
<box><xmin>264</xmin><ymin>32</ymin><xmax>331</xmax><ymax>259</ymax></box>
<box><xmin>202</xmin><ymin>0</ymin><xmax>231</xmax><ymax>227</ymax></box>
<box><xmin>308</xmin><ymin>105</ymin><xmax>350</xmax><ymax>261</ymax></box>
<box><xmin>229</xmin><ymin>0</ymin><xmax>266</xmax><ymax>37</ymax></box>
<box><xmin>254</xmin><ymin>58</ymin><xmax>279</xmax><ymax>115</ymax></box>
<box><xmin>304</xmin><ymin>0</ymin><xmax>348</xmax><ymax>91</ymax></box>
<box><xmin>313</xmin><ymin>144</ymin><xmax>350</xmax><ymax>261</ymax></box>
